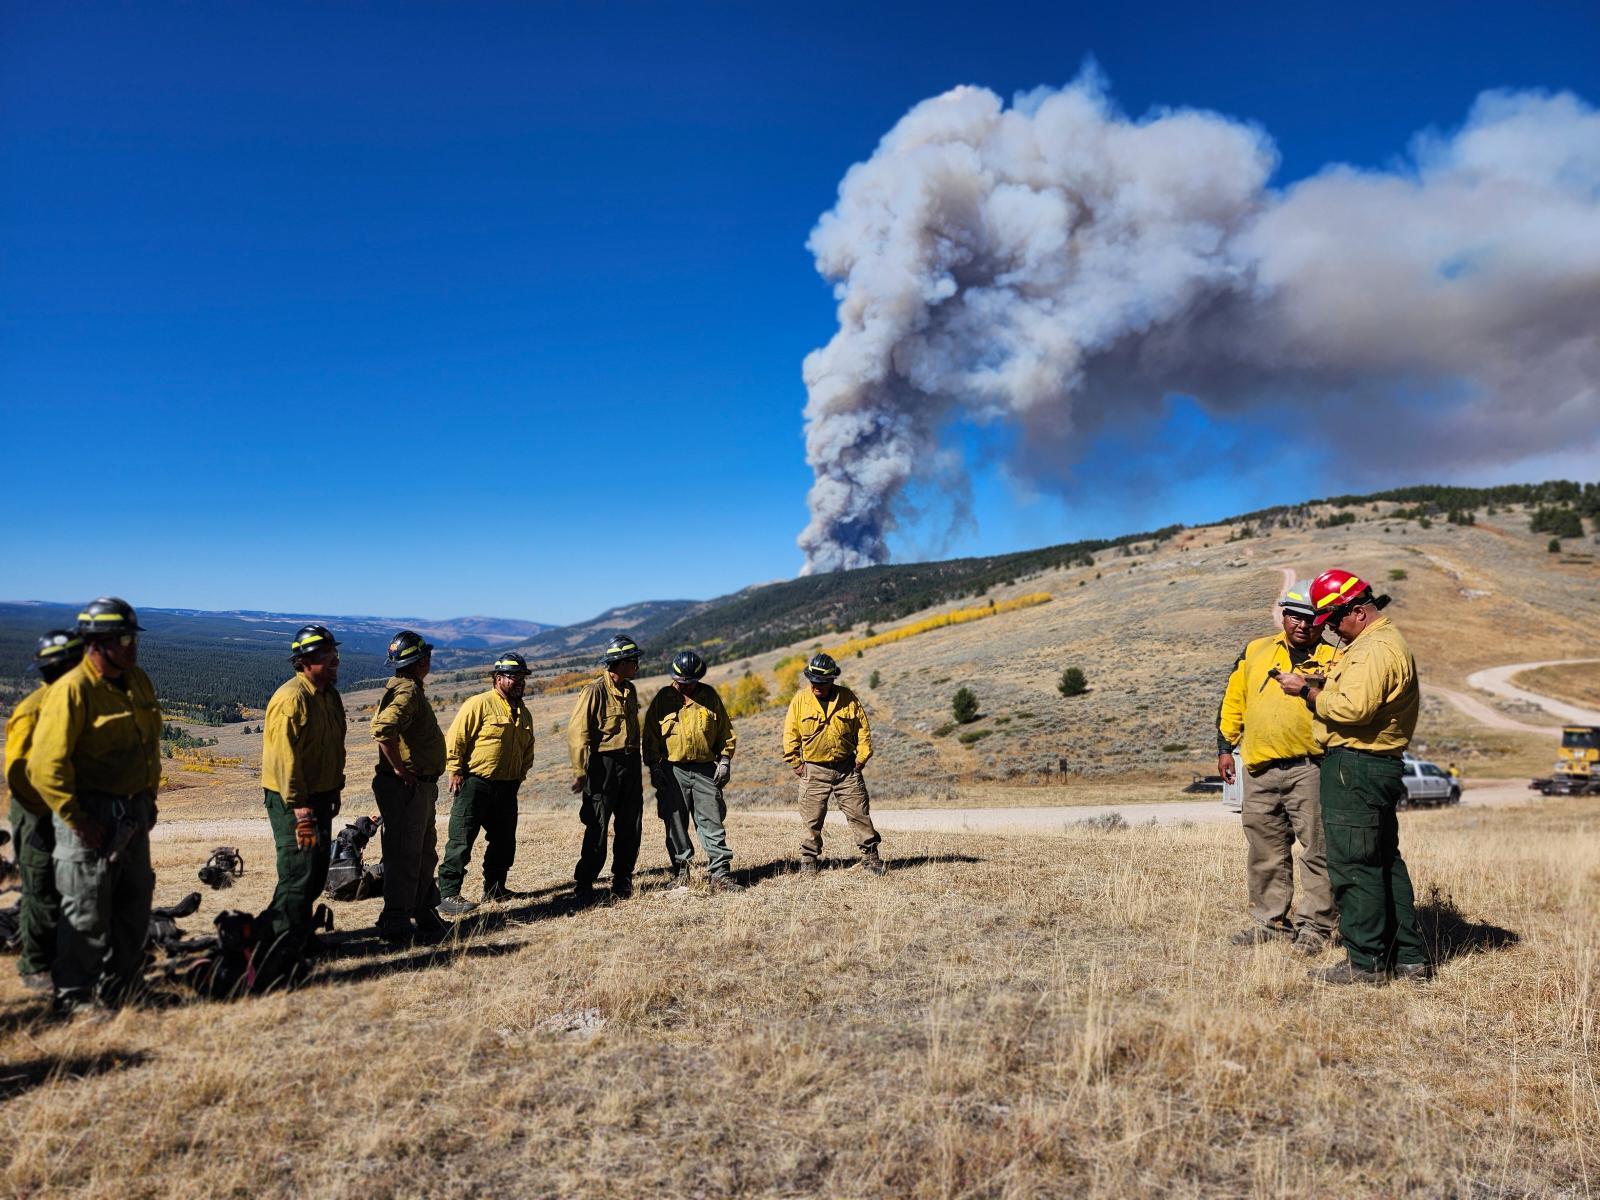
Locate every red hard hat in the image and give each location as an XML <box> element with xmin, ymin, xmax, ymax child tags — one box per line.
<box><xmin>1310</xmin><ymin>569</ymin><xmax>1372</xmax><ymax>626</ymax></box>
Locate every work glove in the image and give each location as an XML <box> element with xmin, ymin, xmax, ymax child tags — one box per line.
<box><xmin>293</xmin><ymin>806</ymin><xmax>318</xmax><ymax>851</ymax></box>
<box><xmin>648</xmin><ymin>763</ymin><xmax>668</xmax><ymax>790</ymax></box>
<box><xmin>713</xmin><ymin>758</ymin><xmax>731</xmax><ymax>787</ymax></box>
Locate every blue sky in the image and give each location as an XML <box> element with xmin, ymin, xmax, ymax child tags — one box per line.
<box><xmin>4</xmin><ymin>2</ymin><xmax>1596</xmax><ymax>624</ymax></box>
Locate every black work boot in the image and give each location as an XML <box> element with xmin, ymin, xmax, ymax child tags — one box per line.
<box><xmin>482</xmin><ymin>881</ymin><xmax>520</xmax><ymax>903</ymax></box>
<box><xmin>797</xmin><ymin>858</ymin><xmax>820</xmax><ymax>878</ymax></box>
<box><xmin>611</xmin><ymin>879</ymin><xmax>634</xmax><ymax>901</ymax></box>
<box><xmin>707</xmin><ymin>874</ymin><xmax>745</xmax><ymax>893</ymax></box>
<box><xmin>860</xmin><ymin>850</ymin><xmax>888</xmax><ymax>877</ymax></box>
<box><xmin>437</xmin><ymin>895</ymin><xmax>477</xmax><ymax>917</ymax></box>
<box><xmin>1308</xmin><ymin>958</ymin><xmax>1388</xmax><ymax>986</ymax></box>
<box><xmin>376</xmin><ymin>912</ymin><xmax>415</xmax><ymax>945</ymax></box>
<box><xmin>413</xmin><ymin>909</ymin><xmax>452</xmax><ymax>944</ymax></box>
<box><xmin>1393</xmin><ymin>961</ymin><xmax>1434</xmax><ymax>982</ymax></box>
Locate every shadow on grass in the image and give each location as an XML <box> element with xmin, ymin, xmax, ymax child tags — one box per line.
<box><xmin>733</xmin><ymin>851</ymin><xmax>984</xmax><ymax>886</ymax></box>
<box><xmin>1415</xmin><ymin>888</ymin><xmax>1520</xmax><ymax>965</ymax></box>
<box><xmin>0</xmin><ymin>1000</ymin><xmax>54</xmax><ymax>1037</ymax></box>
<box><xmin>0</xmin><ymin>1049</ymin><xmax>151</xmax><ymax>1103</ymax></box>
<box><xmin>306</xmin><ymin>940</ymin><xmax>521</xmax><ymax>990</ymax></box>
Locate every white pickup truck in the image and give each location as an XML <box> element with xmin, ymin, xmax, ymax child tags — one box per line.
<box><xmin>1400</xmin><ymin>755</ymin><xmax>1461</xmax><ymax>807</ymax></box>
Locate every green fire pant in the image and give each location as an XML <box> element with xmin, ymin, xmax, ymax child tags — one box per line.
<box><xmin>261</xmin><ymin>789</ymin><xmax>334</xmax><ymax>957</ymax></box>
<box><xmin>575</xmin><ymin>750</ymin><xmax>642</xmax><ymax>891</ymax></box>
<box><xmin>655</xmin><ymin>762</ymin><xmax>733</xmax><ymax>877</ymax></box>
<box><xmin>373</xmin><ymin>773</ymin><xmax>440</xmax><ymax>917</ymax></box>
<box><xmin>1320</xmin><ymin>748</ymin><xmax>1429</xmax><ymax>972</ymax></box>
<box><xmin>438</xmin><ymin>775</ymin><xmax>519</xmax><ymax>899</ymax></box>
<box><xmin>52</xmin><ymin>792</ymin><xmax>154</xmax><ymax>1004</ymax></box>
<box><xmin>10</xmin><ymin>798</ymin><xmax>61</xmax><ymax>977</ymax></box>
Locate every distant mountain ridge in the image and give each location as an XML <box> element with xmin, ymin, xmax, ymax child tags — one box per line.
<box><xmin>507</xmin><ymin>599</ymin><xmax>701</xmax><ymax>661</ymax></box>
<box><xmin>153</xmin><ymin>609</ymin><xmax>552</xmax><ymax>649</ymax></box>
<box><xmin>6</xmin><ymin>603</ymin><xmax>552</xmax><ymax>650</ymax></box>
<box><xmin>0</xmin><ymin>603</ymin><xmax>554</xmax><ymax>708</ymax></box>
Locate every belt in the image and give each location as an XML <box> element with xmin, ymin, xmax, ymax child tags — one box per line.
<box><xmin>597</xmin><ymin>747</ymin><xmax>639</xmax><ymax>758</ymax></box>
<box><xmin>79</xmin><ymin>789</ymin><xmax>155</xmax><ymax>805</ymax></box>
<box><xmin>1326</xmin><ymin>745</ymin><xmax>1403</xmax><ymax>760</ymax></box>
<box><xmin>1249</xmin><ymin>755</ymin><xmax>1322</xmax><ymax>775</ymax></box>
<box><xmin>806</xmin><ymin>759</ymin><xmax>856</xmax><ymax>772</ymax></box>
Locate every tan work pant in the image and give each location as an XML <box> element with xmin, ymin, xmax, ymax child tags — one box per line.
<box><xmin>1241</xmin><ymin>759</ymin><xmax>1336</xmax><ymax>936</ymax></box>
<box><xmin>797</xmin><ymin>762</ymin><xmax>880</xmax><ymax>861</ymax></box>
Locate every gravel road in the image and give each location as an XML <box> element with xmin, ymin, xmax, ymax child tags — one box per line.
<box><xmin>150</xmin><ymin>777</ymin><xmax>1548</xmax><ymax>844</ymax></box>
<box><xmin>1465</xmin><ymin>659</ymin><xmax>1600</xmax><ymax>725</ymax></box>
<box><xmin>794</xmin><ymin>777</ymin><xmax>1543</xmax><ymax>834</ymax></box>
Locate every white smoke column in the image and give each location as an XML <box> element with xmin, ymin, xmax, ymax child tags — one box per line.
<box><xmin>798</xmin><ymin>75</ymin><xmax>1600</xmax><ymax>573</ymax></box>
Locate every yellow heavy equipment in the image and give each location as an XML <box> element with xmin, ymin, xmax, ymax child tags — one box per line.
<box><xmin>1532</xmin><ymin>726</ymin><xmax>1600</xmax><ymax>796</ymax></box>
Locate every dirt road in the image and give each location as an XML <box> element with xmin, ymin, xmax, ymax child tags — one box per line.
<box><xmin>1465</xmin><ymin>659</ymin><xmax>1600</xmax><ymax>725</ymax></box>
<box><xmin>800</xmin><ymin>777</ymin><xmax>1544</xmax><ymax>835</ymax></box>
<box><xmin>1426</xmin><ymin>682</ymin><xmax>1561</xmax><ymax>736</ymax></box>
<box><xmin>150</xmin><ymin>779</ymin><xmax>1542</xmax><ymax>844</ymax></box>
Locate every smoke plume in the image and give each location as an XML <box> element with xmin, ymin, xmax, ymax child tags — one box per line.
<box><xmin>798</xmin><ymin>73</ymin><xmax>1600</xmax><ymax>572</ymax></box>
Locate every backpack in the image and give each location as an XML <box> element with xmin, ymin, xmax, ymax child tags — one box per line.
<box><xmin>325</xmin><ymin>816</ymin><xmax>385</xmax><ymax>901</ymax></box>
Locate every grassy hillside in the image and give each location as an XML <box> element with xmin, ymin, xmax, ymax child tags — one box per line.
<box><xmin>91</xmin><ymin>488</ymin><xmax>1598</xmax><ymax>817</ymax></box>
<box><xmin>515</xmin><ymin>480</ymin><xmax>1598</xmax><ymax>672</ymax></box>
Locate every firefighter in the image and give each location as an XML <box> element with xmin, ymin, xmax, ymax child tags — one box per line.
<box><xmin>1275</xmin><ymin>569</ymin><xmax>1430</xmax><ymax>985</ymax></box>
<box><xmin>26</xmin><ymin>598</ymin><xmax>161</xmax><ymax>1013</ymax></box>
<box><xmin>1216</xmin><ymin>581</ymin><xmax>1339</xmax><ymax>954</ymax></box>
<box><xmin>567</xmin><ymin>636</ymin><xmax>644</xmax><ymax>901</ymax></box>
<box><xmin>643</xmin><ymin>650</ymin><xmax>742</xmax><ymax>892</ymax></box>
<box><xmin>4</xmin><ymin>631</ymin><xmax>85</xmax><ymax>992</ymax></box>
<box><xmin>439</xmin><ymin>651</ymin><xmax>537</xmax><ymax>913</ymax></box>
<box><xmin>782</xmin><ymin>652</ymin><xmax>885</xmax><ymax>876</ymax></box>
<box><xmin>370</xmin><ymin>631</ymin><xmax>450</xmax><ymax>944</ymax></box>
<box><xmin>260</xmin><ymin>624</ymin><xmax>346</xmax><ymax>969</ymax></box>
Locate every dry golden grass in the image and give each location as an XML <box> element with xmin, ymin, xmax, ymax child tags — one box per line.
<box><xmin>2</xmin><ymin>797</ymin><xmax>1596</xmax><ymax>1198</ymax></box>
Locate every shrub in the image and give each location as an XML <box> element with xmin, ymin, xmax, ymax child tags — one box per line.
<box><xmin>952</xmin><ymin>687</ymin><xmax>980</xmax><ymax>724</ymax></box>
<box><xmin>1549</xmin><ymin>537</ymin><xmax>1562</xmax><ymax>554</ymax></box>
<box><xmin>958</xmin><ymin>729</ymin><xmax>992</xmax><ymax>746</ymax></box>
<box><xmin>720</xmin><ymin>672</ymin><xmax>771</xmax><ymax>718</ymax></box>
<box><xmin>1389</xmin><ymin>569</ymin><xmax>1407</xmax><ymax>581</ymax></box>
<box><xmin>773</xmin><ymin>657</ymin><xmax>804</xmax><ymax>698</ymax></box>
<box><xmin>1058</xmin><ymin>668</ymin><xmax>1088</xmax><ymax>697</ymax></box>
<box><xmin>933</xmin><ymin>722</ymin><xmax>956</xmax><ymax>738</ymax></box>
<box><xmin>1531</xmin><ymin>506</ymin><xmax>1584</xmax><ymax>539</ymax></box>
<box><xmin>1161</xmin><ymin>743</ymin><xmax>1189</xmax><ymax>754</ymax></box>
<box><xmin>868</xmin><ymin>670</ymin><xmax>880</xmax><ymax>690</ymax></box>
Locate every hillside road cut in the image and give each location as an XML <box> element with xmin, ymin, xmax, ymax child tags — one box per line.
<box><xmin>1464</xmin><ymin>659</ymin><xmax>1600</xmax><ymax>726</ymax></box>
